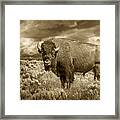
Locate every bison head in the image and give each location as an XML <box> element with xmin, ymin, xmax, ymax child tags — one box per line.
<box><xmin>37</xmin><ymin>40</ymin><xmax>59</xmax><ymax>71</ymax></box>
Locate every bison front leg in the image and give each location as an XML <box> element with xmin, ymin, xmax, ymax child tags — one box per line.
<box><xmin>60</xmin><ymin>77</ymin><xmax>65</xmax><ymax>89</ymax></box>
<box><xmin>67</xmin><ymin>81</ymin><xmax>71</xmax><ymax>89</ymax></box>
<box><xmin>66</xmin><ymin>77</ymin><xmax>70</xmax><ymax>89</ymax></box>
<box><xmin>61</xmin><ymin>80</ymin><xmax>65</xmax><ymax>89</ymax></box>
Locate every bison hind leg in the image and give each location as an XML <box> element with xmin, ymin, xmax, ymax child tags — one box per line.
<box><xmin>94</xmin><ymin>74</ymin><xmax>96</xmax><ymax>80</ymax></box>
<box><xmin>97</xmin><ymin>74</ymin><xmax>100</xmax><ymax>81</ymax></box>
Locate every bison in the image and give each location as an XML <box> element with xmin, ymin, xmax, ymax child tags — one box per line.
<box><xmin>37</xmin><ymin>38</ymin><xmax>100</xmax><ymax>88</ymax></box>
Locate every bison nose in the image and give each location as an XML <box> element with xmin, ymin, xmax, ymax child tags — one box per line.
<box><xmin>44</xmin><ymin>59</ymin><xmax>51</xmax><ymax>65</ymax></box>
<box><xmin>45</xmin><ymin>59</ymin><xmax>49</xmax><ymax>63</ymax></box>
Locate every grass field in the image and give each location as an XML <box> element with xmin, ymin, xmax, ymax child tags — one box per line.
<box><xmin>20</xmin><ymin>59</ymin><xmax>100</xmax><ymax>100</ymax></box>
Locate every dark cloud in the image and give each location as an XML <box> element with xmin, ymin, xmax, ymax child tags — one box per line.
<box><xmin>20</xmin><ymin>20</ymin><xmax>100</xmax><ymax>38</ymax></box>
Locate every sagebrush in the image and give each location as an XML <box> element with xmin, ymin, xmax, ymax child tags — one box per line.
<box><xmin>20</xmin><ymin>60</ymin><xmax>100</xmax><ymax>100</ymax></box>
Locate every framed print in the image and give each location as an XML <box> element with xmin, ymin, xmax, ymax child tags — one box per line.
<box><xmin>0</xmin><ymin>0</ymin><xmax>119</xmax><ymax>119</ymax></box>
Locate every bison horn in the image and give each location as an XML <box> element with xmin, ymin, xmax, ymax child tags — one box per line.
<box><xmin>54</xmin><ymin>47</ymin><xmax>59</xmax><ymax>52</ymax></box>
<box><xmin>37</xmin><ymin>41</ymin><xmax>44</xmax><ymax>53</ymax></box>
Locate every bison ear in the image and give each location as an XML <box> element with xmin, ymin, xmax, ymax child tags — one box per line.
<box><xmin>54</xmin><ymin>47</ymin><xmax>59</xmax><ymax>53</ymax></box>
<box><xmin>37</xmin><ymin>41</ymin><xmax>44</xmax><ymax>53</ymax></box>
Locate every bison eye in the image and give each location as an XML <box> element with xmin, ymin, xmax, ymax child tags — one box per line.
<box><xmin>42</xmin><ymin>51</ymin><xmax>46</xmax><ymax>55</ymax></box>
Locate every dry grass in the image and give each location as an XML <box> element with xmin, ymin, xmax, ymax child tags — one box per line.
<box><xmin>20</xmin><ymin>60</ymin><xmax>100</xmax><ymax>100</ymax></box>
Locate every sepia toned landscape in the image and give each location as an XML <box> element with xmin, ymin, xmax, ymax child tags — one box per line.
<box><xmin>20</xmin><ymin>20</ymin><xmax>100</xmax><ymax>100</ymax></box>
